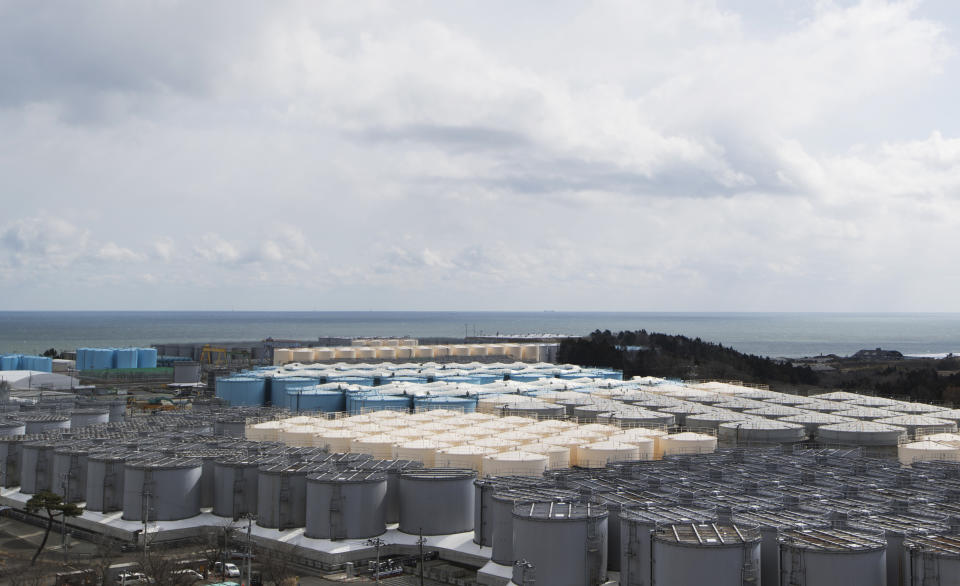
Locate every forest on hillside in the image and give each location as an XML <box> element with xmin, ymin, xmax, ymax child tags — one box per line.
<box><xmin>557</xmin><ymin>329</ymin><xmax>960</xmax><ymax>404</ymax></box>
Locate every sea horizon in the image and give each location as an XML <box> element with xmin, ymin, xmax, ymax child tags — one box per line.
<box><xmin>2</xmin><ymin>310</ymin><xmax>960</xmax><ymax>359</ymax></box>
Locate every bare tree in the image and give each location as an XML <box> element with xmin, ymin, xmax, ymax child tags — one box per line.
<box><xmin>258</xmin><ymin>541</ymin><xmax>298</xmax><ymax>586</ymax></box>
<box><xmin>88</xmin><ymin>533</ymin><xmax>122</xmax><ymax>585</ymax></box>
<box><xmin>196</xmin><ymin>521</ymin><xmax>242</xmax><ymax>579</ymax></box>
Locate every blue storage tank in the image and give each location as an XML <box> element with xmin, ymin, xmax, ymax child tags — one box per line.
<box><xmin>348</xmin><ymin>394</ymin><xmax>412</xmax><ymax>415</ymax></box>
<box><xmin>269</xmin><ymin>376</ymin><xmax>319</xmax><ymax>406</ymax></box>
<box><xmin>22</xmin><ymin>356</ymin><xmax>52</xmax><ymax>372</ymax></box>
<box><xmin>137</xmin><ymin>348</ymin><xmax>158</xmax><ymax>368</ymax></box>
<box><xmin>92</xmin><ymin>349</ymin><xmax>116</xmax><ymax>370</ymax></box>
<box><xmin>115</xmin><ymin>348</ymin><xmax>138</xmax><ymax>369</ymax></box>
<box><xmin>511</xmin><ymin>372</ymin><xmax>546</xmax><ymax>382</ymax></box>
<box><xmin>413</xmin><ymin>396</ymin><xmax>478</xmax><ymax>413</ymax></box>
<box><xmin>216</xmin><ymin>377</ymin><xmax>267</xmax><ymax>406</ymax></box>
<box><xmin>1</xmin><ymin>355</ymin><xmax>22</xmax><ymax>370</ymax></box>
<box><xmin>286</xmin><ymin>388</ymin><xmax>346</xmax><ymax>413</ymax></box>
<box><xmin>329</xmin><ymin>375</ymin><xmax>377</xmax><ymax>387</ymax></box>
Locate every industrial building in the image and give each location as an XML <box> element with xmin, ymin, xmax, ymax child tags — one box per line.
<box><xmin>2</xmin><ymin>369</ymin><xmax>960</xmax><ymax>584</ymax></box>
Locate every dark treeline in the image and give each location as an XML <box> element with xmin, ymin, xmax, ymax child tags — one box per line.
<box><xmin>558</xmin><ymin>329</ymin><xmax>960</xmax><ymax>404</ymax></box>
<box><xmin>558</xmin><ymin>329</ymin><xmax>819</xmax><ymax>385</ymax></box>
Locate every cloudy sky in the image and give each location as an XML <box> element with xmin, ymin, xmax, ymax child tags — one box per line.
<box><xmin>2</xmin><ymin>0</ymin><xmax>959</xmax><ymax>311</ymax></box>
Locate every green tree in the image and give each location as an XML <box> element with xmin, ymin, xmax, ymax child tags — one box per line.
<box><xmin>24</xmin><ymin>491</ymin><xmax>82</xmax><ymax>565</ymax></box>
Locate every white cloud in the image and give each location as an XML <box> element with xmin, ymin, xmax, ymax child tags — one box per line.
<box><xmin>0</xmin><ymin>1</ymin><xmax>958</xmax><ymax>310</ymax></box>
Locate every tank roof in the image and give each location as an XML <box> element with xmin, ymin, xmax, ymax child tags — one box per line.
<box><xmin>307</xmin><ymin>470</ymin><xmax>386</xmax><ymax>483</ymax></box>
<box><xmin>513</xmin><ymin>501</ymin><xmax>608</xmax><ymax>520</ymax></box>
<box><xmin>125</xmin><ymin>456</ymin><xmax>201</xmax><ymax>470</ymax></box>
<box><xmin>401</xmin><ymin>468</ymin><xmax>476</xmax><ymax>481</ymax></box>
<box><xmin>780</xmin><ymin>527</ymin><xmax>886</xmax><ymax>551</ymax></box>
<box><xmin>656</xmin><ymin>522</ymin><xmax>760</xmax><ymax>545</ymax></box>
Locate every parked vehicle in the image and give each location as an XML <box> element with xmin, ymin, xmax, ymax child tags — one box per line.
<box><xmin>212</xmin><ymin>562</ymin><xmax>241</xmax><ymax>578</ymax></box>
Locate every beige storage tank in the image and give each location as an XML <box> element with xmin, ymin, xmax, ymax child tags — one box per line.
<box><xmin>292</xmin><ymin>348</ymin><xmax>316</xmax><ymax>363</ymax></box>
<box><xmin>314</xmin><ymin>348</ymin><xmax>336</xmax><ymax>361</ymax></box>
<box><xmin>523</xmin><ymin>443</ymin><xmax>571</xmax><ymax>469</ymax></box>
<box><xmin>486</xmin><ymin>345</ymin><xmax>505</xmax><ymax>356</ymax></box>
<box><xmin>395</xmin><ymin>439</ymin><xmax>452</xmax><ymax>467</ymax></box>
<box><xmin>661</xmin><ymin>432</ymin><xmax>717</xmax><ymax>456</ymax></box>
<box><xmin>414</xmin><ymin>346</ymin><xmax>435</xmax><ymax>359</ymax></box>
<box><xmin>451</xmin><ymin>346</ymin><xmax>470</xmax><ymax>357</ymax></box>
<box><xmin>390</xmin><ymin>427</ymin><xmax>428</xmax><ymax>442</ymax></box>
<box><xmin>609</xmin><ymin>428</ymin><xmax>668</xmax><ymax>460</ymax></box>
<box><xmin>273</xmin><ymin>349</ymin><xmax>294</xmax><ymax>365</ymax></box>
<box><xmin>248</xmin><ymin>421</ymin><xmax>284</xmax><ymax>442</ymax></box>
<box><xmin>335</xmin><ymin>348</ymin><xmax>357</xmax><ymax>360</ymax></box>
<box><xmin>431</xmin><ymin>432</ymin><xmax>470</xmax><ymax>446</ymax></box>
<box><xmin>436</xmin><ymin>445</ymin><xmax>497</xmax><ymax>473</ymax></box>
<box><xmin>434</xmin><ymin>346</ymin><xmax>451</xmax><ymax>357</ymax></box>
<box><xmin>316</xmin><ymin>429</ymin><xmax>362</xmax><ymax>453</ymax></box>
<box><xmin>376</xmin><ymin>347</ymin><xmax>397</xmax><ymax>360</ymax></box>
<box><xmin>280</xmin><ymin>425</ymin><xmax>320</xmax><ymax>447</ymax></box>
<box><xmin>498</xmin><ymin>430</ymin><xmax>541</xmax><ymax>446</ymax></box>
<box><xmin>483</xmin><ymin>451</ymin><xmax>549</xmax><ymax>477</ymax></box>
<box><xmin>898</xmin><ymin>440</ymin><xmax>960</xmax><ymax>466</ymax></box>
<box><xmin>351</xmin><ymin>434</ymin><xmax>398</xmax><ymax>460</ymax></box>
<box><xmin>416</xmin><ymin>422</ymin><xmax>458</xmax><ymax>435</ymax></box>
<box><xmin>520</xmin><ymin>345</ymin><xmax>539</xmax><ymax>361</ymax></box>
<box><xmin>918</xmin><ymin>432</ymin><xmax>960</xmax><ymax>447</ymax></box>
<box><xmin>468</xmin><ymin>345</ymin><xmax>487</xmax><ymax>357</ymax></box>
<box><xmin>504</xmin><ymin>344</ymin><xmax>523</xmax><ymax>360</ymax></box>
<box><xmin>399</xmin><ymin>338</ymin><xmax>418</xmax><ymax>346</ymax></box>
<box><xmin>395</xmin><ymin>347</ymin><xmax>414</xmax><ymax>359</ymax></box>
<box><xmin>542</xmin><ymin>436</ymin><xmax>588</xmax><ymax>466</ymax></box>
<box><xmin>355</xmin><ymin>348</ymin><xmax>377</xmax><ymax>360</ymax></box>
<box><xmin>473</xmin><ymin>437</ymin><xmax>522</xmax><ymax>452</ymax></box>
<box><xmin>578</xmin><ymin>440</ymin><xmax>650</xmax><ymax>468</ymax></box>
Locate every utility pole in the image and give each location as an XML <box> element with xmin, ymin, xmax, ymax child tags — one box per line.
<box><xmin>245</xmin><ymin>515</ymin><xmax>254</xmax><ymax>586</ymax></box>
<box><xmin>418</xmin><ymin>529</ymin><xmax>426</xmax><ymax>586</ymax></box>
<box><xmin>61</xmin><ymin>472</ymin><xmax>69</xmax><ymax>562</ymax></box>
<box><xmin>366</xmin><ymin>537</ymin><xmax>385</xmax><ymax>584</ymax></box>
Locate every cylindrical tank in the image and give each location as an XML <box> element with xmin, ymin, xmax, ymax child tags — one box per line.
<box><xmin>212</xmin><ymin>458</ymin><xmax>259</xmax><ymax>518</ymax></box>
<box><xmin>20</xmin><ymin>441</ymin><xmax>57</xmax><ymax>494</ymax></box>
<box><xmin>0</xmin><ymin>436</ymin><xmax>29</xmax><ymax>487</ymax></box>
<box><xmin>399</xmin><ymin>469</ymin><xmax>476</xmax><ymax>535</ymax></box>
<box><xmin>482</xmin><ymin>451</ymin><xmax>549</xmax><ymax>477</ymax></box>
<box><xmin>436</xmin><ymin>445</ymin><xmax>497</xmax><ymax>473</ymax></box>
<box><xmin>85</xmin><ymin>451</ymin><xmax>126</xmax><ymax>512</ymax></box>
<box><xmin>490</xmin><ymin>488</ymin><xmax>579</xmax><ymax>565</ymax></box>
<box><xmin>718</xmin><ymin>419</ymin><xmax>807</xmax><ymax>445</ymax></box>
<box><xmin>512</xmin><ymin>501</ymin><xmax>608</xmax><ymax>586</ymax></box>
<box><xmin>499</xmin><ymin>402</ymin><xmax>566</xmax><ymax>420</ymax></box>
<box><xmin>661</xmin><ymin>432</ymin><xmax>717</xmax><ymax>456</ymax></box>
<box><xmin>51</xmin><ymin>445</ymin><xmax>88</xmax><ymax>502</ymax></box>
<box><xmin>684</xmin><ymin>410</ymin><xmax>754</xmax><ymax>432</ymax></box>
<box><xmin>651</xmin><ymin>522</ymin><xmax>761</xmax><ymax>586</ymax></box>
<box><xmin>0</xmin><ymin>419</ymin><xmax>26</xmax><ymax>437</ymax></box>
<box><xmin>214</xmin><ymin>418</ymin><xmax>247</xmax><ymax>438</ymax></box>
<box><xmin>778</xmin><ymin>526</ymin><xmax>887</xmax><ymax>586</ymax></box>
<box><xmin>578</xmin><ymin>440</ymin><xmax>651</xmax><ymax>468</ymax></box>
<box><xmin>620</xmin><ymin>504</ymin><xmax>716</xmax><ymax>584</ymax></box>
<box><xmin>304</xmin><ymin>471</ymin><xmax>387</xmax><ymax>539</ymax></box>
<box><xmin>898</xmin><ymin>440</ymin><xmax>960</xmax><ymax>466</ymax></box>
<box><xmin>216</xmin><ymin>377</ymin><xmax>267</xmax><ymax>407</ymax></box>
<box><xmin>22</xmin><ymin>415</ymin><xmax>70</xmax><ymax>435</ymax></box>
<box><xmin>70</xmin><ymin>409</ymin><xmax>110</xmax><ymax>429</ymax></box>
<box><xmin>257</xmin><ymin>463</ymin><xmax>311</xmax><ymax>529</ymax></box>
<box><xmin>874</xmin><ymin>415</ymin><xmax>958</xmax><ymax>438</ymax></box>
<box><xmin>122</xmin><ymin>457</ymin><xmax>202</xmax><ymax>521</ymax></box>
<box><xmin>778</xmin><ymin>413</ymin><xmax>855</xmax><ymax>436</ymax></box>
<box><xmin>904</xmin><ymin>533</ymin><xmax>960</xmax><ymax>586</ymax></box>
<box><xmin>816</xmin><ymin>421</ymin><xmax>907</xmax><ymax>448</ymax></box>
<box><xmin>604</xmin><ymin>408</ymin><xmax>676</xmax><ymax>429</ymax></box>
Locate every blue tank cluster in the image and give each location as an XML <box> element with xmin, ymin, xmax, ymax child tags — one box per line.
<box><xmin>347</xmin><ymin>393</ymin><xmax>413</xmax><ymax>414</ymax></box>
<box><xmin>0</xmin><ymin>354</ymin><xmax>53</xmax><ymax>372</ymax></box>
<box><xmin>215</xmin><ymin>377</ymin><xmax>267</xmax><ymax>406</ymax></box>
<box><xmin>76</xmin><ymin>347</ymin><xmax>158</xmax><ymax>370</ymax></box>
<box><xmin>281</xmin><ymin>387</ymin><xmax>347</xmax><ymax>413</ymax></box>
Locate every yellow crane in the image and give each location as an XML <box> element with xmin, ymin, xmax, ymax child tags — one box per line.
<box><xmin>199</xmin><ymin>345</ymin><xmax>228</xmax><ymax>367</ymax></box>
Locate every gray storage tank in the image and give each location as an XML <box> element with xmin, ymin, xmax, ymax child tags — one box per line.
<box><xmin>22</xmin><ymin>415</ymin><xmax>70</xmax><ymax>435</ymax></box>
<box><xmin>122</xmin><ymin>457</ymin><xmax>202</xmax><ymax>521</ymax></box>
<box><xmin>778</xmin><ymin>525</ymin><xmax>887</xmax><ymax>586</ymax></box>
<box><xmin>85</xmin><ymin>451</ymin><xmax>126</xmax><ymax>512</ymax></box>
<box><xmin>214</xmin><ymin>417</ymin><xmax>247</xmax><ymax>438</ymax></box>
<box><xmin>20</xmin><ymin>440</ymin><xmax>58</xmax><ymax>494</ymax></box>
<box><xmin>257</xmin><ymin>462</ymin><xmax>311</xmax><ymax>530</ymax></box>
<box><xmin>304</xmin><ymin>471</ymin><xmax>387</xmax><ymax>539</ymax></box>
<box><xmin>490</xmin><ymin>487</ymin><xmax>579</xmax><ymax>565</ymax></box>
<box><xmin>399</xmin><ymin>468</ymin><xmax>476</xmax><ymax>535</ymax></box>
<box><xmin>51</xmin><ymin>445</ymin><xmax>89</xmax><ymax>502</ymax></box>
<box><xmin>356</xmin><ymin>458</ymin><xmax>424</xmax><ymax>524</ymax></box>
<box><xmin>619</xmin><ymin>503</ymin><xmax>716</xmax><ymax>586</ymax></box>
<box><xmin>512</xmin><ymin>501</ymin><xmax>608</xmax><ymax>586</ymax></box>
<box><xmin>70</xmin><ymin>409</ymin><xmax>110</xmax><ymax>429</ymax></box>
<box><xmin>0</xmin><ymin>435</ymin><xmax>38</xmax><ymax>487</ymax></box>
<box><xmin>651</xmin><ymin>522</ymin><xmax>761</xmax><ymax>586</ymax></box>
<box><xmin>903</xmin><ymin>530</ymin><xmax>960</xmax><ymax>586</ymax></box>
<box><xmin>0</xmin><ymin>419</ymin><xmax>26</xmax><ymax>437</ymax></box>
<box><xmin>212</xmin><ymin>457</ymin><xmax>259</xmax><ymax>519</ymax></box>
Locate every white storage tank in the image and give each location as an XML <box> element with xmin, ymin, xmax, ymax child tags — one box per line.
<box><xmin>898</xmin><ymin>440</ymin><xmax>960</xmax><ymax>466</ymax></box>
<box><xmin>874</xmin><ymin>414</ymin><xmax>958</xmax><ymax>438</ymax></box>
<box><xmin>70</xmin><ymin>409</ymin><xmax>110</xmax><ymax>429</ymax></box>
<box><xmin>291</xmin><ymin>348</ymin><xmax>316</xmax><ymax>363</ymax></box>
<box><xmin>395</xmin><ymin>439</ymin><xmax>452</xmax><ymax>467</ymax></box>
<box><xmin>483</xmin><ymin>451</ymin><xmax>549</xmax><ymax>477</ymax></box>
<box><xmin>273</xmin><ymin>348</ymin><xmax>295</xmax><ymax>365</ymax></box>
<box><xmin>304</xmin><ymin>471</ymin><xmax>387</xmax><ymax>539</ymax></box>
<box><xmin>578</xmin><ymin>440</ymin><xmax>651</xmax><ymax>468</ymax></box>
<box><xmin>661</xmin><ymin>432</ymin><xmax>717</xmax><ymax>456</ymax></box>
<box><xmin>512</xmin><ymin>501</ymin><xmax>608</xmax><ymax>586</ymax></box>
<box><xmin>314</xmin><ymin>348</ymin><xmax>336</xmax><ymax>361</ymax></box>
<box><xmin>717</xmin><ymin>419</ymin><xmax>807</xmax><ymax>445</ymax></box>
<box><xmin>815</xmin><ymin>421</ymin><xmax>907</xmax><ymax>451</ymax></box>
<box><xmin>652</xmin><ymin>522</ymin><xmax>761</xmax><ymax>586</ymax></box>
<box><xmin>436</xmin><ymin>445</ymin><xmax>497</xmax><ymax>473</ymax></box>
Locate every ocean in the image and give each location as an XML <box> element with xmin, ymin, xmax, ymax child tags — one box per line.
<box><xmin>1</xmin><ymin>311</ymin><xmax>959</xmax><ymax>359</ymax></box>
